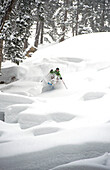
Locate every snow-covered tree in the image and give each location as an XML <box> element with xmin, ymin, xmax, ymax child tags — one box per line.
<box><xmin>34</xmin><ymin>0</ymin><xmax>61</xmax><ymax>47</ymax></box>
<box><xmin>3</xmin><ymin>0</ymin><xmax>36</xmax><ymax>64</ymax></box>
<box><xmin>76</xmin><ymin>0</ymin><xmax>110</xmax><ymax>34</ymax></box>
<box><xmin>0</xmin><ymin>0</ymin><xmax>17</xmax><ymax>72</ymax></box>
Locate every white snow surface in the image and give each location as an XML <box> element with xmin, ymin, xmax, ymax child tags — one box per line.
<box><xmin>0</xmin><ymin>32</ymin><xmax>110</xmax><ymax>170</ymax></box>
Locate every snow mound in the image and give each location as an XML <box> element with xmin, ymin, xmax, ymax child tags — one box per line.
<box><xmin>0</xmin><ymin>92</ymin><xmax>33</xmax><ymax>112</ymax></box>
<box><xmin>33</xmin><ymin>127</ymin><xmax>60</xmax><ymax>136</ymax></box>
<box><xmin>52</xmin><ymin>153</ymin><xmax>110</xmax><ymax>170</ymax></box>
<box><xmin>1</xmin><ymin>33</ymin><xmax>110</xmax><ymax>170</ymax></box>
<box><xmin>18</xmin><ymin>111</ymin><xmax>76</xmax><ymax>129</ymax></box>
<box><xmin>82</xmin><ymin>92</ymin><xmax>106</xmax><ymax>101</ymax></box>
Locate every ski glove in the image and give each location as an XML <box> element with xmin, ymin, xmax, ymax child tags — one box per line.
<box><xmin>50</xmin><ymin>69</ymin><xmax>53</xmax><ymax>73</ymax></box>
<box><xmin>60</xmin><ymin>77</ymin><xmax>62</xmax><ymax>80</ymax></box>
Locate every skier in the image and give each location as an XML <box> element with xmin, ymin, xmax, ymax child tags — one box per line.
<box><xmin>42</xmin><ymin>68</ymin><xmax>67</xmax><ymax>92</ymax></box>
<box><xmin>50</xmin><ymin>68</ymin><xmax>68</xmax><ymax>89</ymax></box>
<box><xmin>45</xmin><ymin>67</ymin><xmax>62</xmax><ymax>86</ymax></box>
<box><xmin>50</xmin><ymin>68</ymin><xmax>62</xmax><ymax>80</ymax></box>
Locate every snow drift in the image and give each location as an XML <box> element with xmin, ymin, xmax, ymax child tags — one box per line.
<box><xmin>0</xmin><ymin>32</ymin><xmax>110</xmax><ymax>170</ymax></box>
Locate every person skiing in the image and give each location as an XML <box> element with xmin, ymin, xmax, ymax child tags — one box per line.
<box><xmin>42</xmin><ymin>67</ymin><xmax>67</xmax><ymax>92</ymax></box>
<box><xmin>50</xmin><ymin>68</ymin><xmax>62</xmax><ymax>80</ymax></box>
<box><xmin>49</xmin><ymin>68</ymin><xmax>67</xmax><ymax>89</ymax></box>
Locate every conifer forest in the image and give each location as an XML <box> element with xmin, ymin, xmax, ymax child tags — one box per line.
<box><xmin>0</xmin><ymin>0</ymin><xmax>110</xmax><ymax>70</ymax></box>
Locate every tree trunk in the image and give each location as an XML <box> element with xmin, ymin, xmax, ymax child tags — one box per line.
<box><xmin>34</xmin><ymin>21</ymin><xmax>41</xmax><ymax>48</ymax></box>
<box><xmin>0</xmin><ymin>39</ymin><xmax>3</xmax><ymax>74</ymax></box>
<box><xmin>91</xmin><ymin>1</ymin><xmax>95</xmax><ymax>32</ymax></box>
<box><xmin>101</xmin><ymin>0</ymin><xmax>105</xmax><ymax>31</ymax></box>
<box><xmin>24</xmin><ymin>38</ymin><xmax>28</xmax><ymax>50</ymax></box>
<box><xmin>40</xmin><ymin>21</ymin><xmax>44</xmax><ymax>44</ymax></box>
<box><xmin>59</xmin><ymin>0</ymin><xmax>68</xmax><ymax>42</ymax></box>
<box><xmin>76</xmin><ymin>0</ymin><xmax>79</xmax><ymax>35</ymax></box>
<box><xmin>70</xmin><ymin>0</ymin><xmax>74</xmax><ymax>36</ymax></box>
<box><xmin>72</xmin><ymin>25</ymin><xmax>74</xmax><ymax>37</ymax></box>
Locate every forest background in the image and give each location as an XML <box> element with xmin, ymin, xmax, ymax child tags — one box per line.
<box><xmin>0</xmin><ymin>0</ymin><xmax>110</xmax><ymax>72</ymax></box>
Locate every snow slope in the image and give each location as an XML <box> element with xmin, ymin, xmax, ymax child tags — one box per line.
<box><xmin>0</xmin><ymin>32</ymin><xmax>110</xmax><ymax>170</ymax></box>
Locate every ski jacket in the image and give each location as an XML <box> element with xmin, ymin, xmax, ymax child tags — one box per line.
<box><xmin>50</xmin><ymin>70</ymin><xmax>62</xmax><ymax>79</ymax></box>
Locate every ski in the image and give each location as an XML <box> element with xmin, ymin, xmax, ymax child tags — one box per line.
<box><xmin>48</xmin><ymin>82</ymin><xmax>53</xmax><ymax>86</ymax></box>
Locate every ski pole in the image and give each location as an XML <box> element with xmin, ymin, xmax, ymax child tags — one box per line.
<box><xmin>41</xmin><ymin>72</ymin><xmax>50</xmax><ymax>82</ymax></box>
<box><xmin>62</xmin><ymin>79</ymin><xmax>68</xmax><ymax>89</ymax></box>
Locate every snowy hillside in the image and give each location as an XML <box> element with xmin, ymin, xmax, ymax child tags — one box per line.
<box><xmin>1</xmin><ymin>32</ymin><xmax>110</xmax><ymax>170</ymax></box>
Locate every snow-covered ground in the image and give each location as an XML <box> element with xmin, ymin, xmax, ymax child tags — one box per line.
<box><xmin>0</xmin><ymin>32</ymin><xmax>110</xmax><ymax>170</ymax></box>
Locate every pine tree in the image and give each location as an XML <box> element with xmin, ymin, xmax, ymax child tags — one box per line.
<box><xmin>3</xmin><ymin>0</ymin><xmax>36</xmax><ymax>64</ymax></box>
<box><xmin>0</xmin><ymin>0</ymin><xmax>17</xmax><ymax>72</ymax></box>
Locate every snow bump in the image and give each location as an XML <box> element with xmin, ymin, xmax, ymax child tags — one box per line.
<box><xmin>49</xmin><ymin>112</ymin><xmax>76</xmax><ymax>123</ymax></box>
<box><xmin>33</xmin><ymin>127</ymin><xmax>60</xmax><ymax>136</ymax></box>
<box><xmin>59</xmin><ymin>57</ymin><xmax>83</xmax><ymax>63</ymax></box>
<box><xmin>82</xmin><ymin>92</ymin><xmax>106</xmax><ymax>101</ymax></box>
